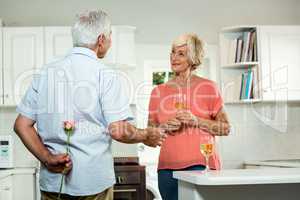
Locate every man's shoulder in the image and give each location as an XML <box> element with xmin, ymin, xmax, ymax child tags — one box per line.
<box><xmin>43</xmin><ymin>56</ymin><xmax>72</xmax><ymax>70</ymax></box>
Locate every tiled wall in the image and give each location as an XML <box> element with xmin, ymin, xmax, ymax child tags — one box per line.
<box><xmin>218</xmin><ymin>102</ymin><xmax>300</xmax><ymax>169</ymax></box>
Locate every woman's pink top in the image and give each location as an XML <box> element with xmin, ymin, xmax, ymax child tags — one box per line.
<box><xmin>148</xmin><ymin>78</ymin><xmax>223</xmax><ymax>170</ymax></box>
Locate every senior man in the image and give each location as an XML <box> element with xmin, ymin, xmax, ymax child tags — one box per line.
<box><xmin>14</xmin><ymin>9</ymin><xmax>165</xmax><ymax>200</ymax></box>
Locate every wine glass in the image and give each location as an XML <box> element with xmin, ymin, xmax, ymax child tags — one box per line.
<box><xmin>174</xmin><ymin>93</ymin><xmax>187</xmax><ymax>110</ymax></box>
<box><xmin>200</xmin><ymin>137</ymin><xmax>214</xmax><ymax>172</ymax></box>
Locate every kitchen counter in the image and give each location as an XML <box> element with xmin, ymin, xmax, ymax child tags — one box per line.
<box><xmin>173</xmin><ymin>168</ymin><xmax>300</xmax><ymax>185</ymax></box>
<box><xmin>174</xmin><ymin>168</ymin><xmax>300</xmax><ymax>200</ymax></box>
<box><xmin>244</xmin><ymin>159</ymin><xmax>300</xmax><ymax>168</ymax></box>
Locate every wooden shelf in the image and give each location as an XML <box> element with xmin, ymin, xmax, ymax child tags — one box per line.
<box><xmin>221</xmin><ymin>62</ymin><xmax>259</xmax><ymax>69</ymax></box>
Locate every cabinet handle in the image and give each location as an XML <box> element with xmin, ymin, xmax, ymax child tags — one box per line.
<box><xmin>113</xmin><ymin>189</ymin><xmax>137</xmax><ymax>193</ymax></box>
<box><xmin>117</xmin><ymin>176</ymin><xmax>126</xmax><ymax>184</ymax></box>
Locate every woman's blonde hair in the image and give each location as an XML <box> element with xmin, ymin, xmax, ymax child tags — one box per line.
<box><xmin>172</xmin><ymin>33</ymin><xmax>205</xmax><ymax>70</ymax></box>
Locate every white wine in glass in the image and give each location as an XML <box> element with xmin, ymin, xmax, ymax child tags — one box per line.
<box><xmin>174</xmin><ymin>93</ymin><xmax>187</xmax><ymax>110</ymax></box>
<box><xmin>200</xmin><ymin>143</ymin><xmax>214</xmax><ymax>172</ymax></box>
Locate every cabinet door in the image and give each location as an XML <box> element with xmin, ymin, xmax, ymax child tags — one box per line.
<box><xmin>44</xmin><ymin>26</ymin><xmax>73</xmax><ymax>63</ymax></box>
<box><xmin>0</xmin><ymin>27</ymin><xmax>3</xmax><ymax>105</ymax></box>
<box><xmin>102</xmin><ymin>26</ymin><xmax>136</xmax><ymax>67</ymax></box>
<box><xmin>3</xmin><ymin>27</ymin><xmax>44</xmax><ymax>105</ymax></box>
<box><xmin>0</xmin><ymin>176</ymin><xmax>13</xmax><ymax>200</ymax></box>
<box><xmin>259</xmin><ymin>26</ymin><xmax>300</xmax><ymax>101</ymax></box>
<box><xmin>12</xmin><ymin>173</ymin><xmax>35</xmax><ymax>200</ymax></box>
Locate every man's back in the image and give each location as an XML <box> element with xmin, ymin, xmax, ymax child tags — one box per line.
<box><xmin>17</xmin><ymin>47</ymin><xmax>132</xmax><ymax>195</ymax></box>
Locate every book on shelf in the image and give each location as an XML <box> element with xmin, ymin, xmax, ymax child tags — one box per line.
<box><xmin>251</xmin><ymin>67</ymin><xmax>260</xmax><ymax>99</ymax></box>
<box><xmin>228</xmin><ymin>38</ymin><xmax>238</xmax><ymax>64</ymax></box>
<box><xmin>241</xmin><ymin>31</ymin><xmax>251</xmax><ymax>62</ymax></box>
<box><xmin>225</xmin><ymin>29</ymin><xmax>258</xmax><ymax>65</ymax></box>
<box><xmin>245</xmin><ymin>69</ymin><xmax>253</xmax><ymax>99</ymax></box>
<box><xmin>253</xmin><ymin>33</ymin><xmax>258</xmax><ymax>62</ymax></box>
<box><xmin>225</xmin><ymin>66</ymin><xmax>260</xmax><ymax>102</ymax></box>
<box><xmin>235</xmin><ymin>38</ymin><xmax>243</xmax><ymax>63</ymax></box>
<box><xmin>247</xmin><ymin>31</ymin><xmax>257</xmax><ymax>62</ymax></box>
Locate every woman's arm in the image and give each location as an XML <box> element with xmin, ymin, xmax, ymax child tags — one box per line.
<box><xmin>148</xmin><ymin>117</ymin><xmax>181</xmax><ymax>134</ymax></box>
<box><xmin>176</xmin><ymin>108</ymin><xmax>230</xmax><ymax>136</ymax></box>
<box><xmin>147</xmin><ymin>86</ymin><xmax>181</xmax><ymax>134</ymax></box>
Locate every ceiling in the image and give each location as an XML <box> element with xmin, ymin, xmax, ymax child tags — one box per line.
<box><xmin>0</xmin><ymin>0</ymin><xmax>300</xmax><ymax>44</ymax></box>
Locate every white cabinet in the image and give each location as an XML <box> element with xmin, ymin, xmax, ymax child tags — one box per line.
<box><xmin>102</xmin><ymin>26</ymin><xmax>136</xmax><ymax>68</ymax></box>
<box><xmin>219</xmin><ymin>25</ymin><xmax>300</xmax><ymax>103</ymax></box>
<box><xmin>0</xmin><ymin>27</ymin><xmax>3</xmax><ymax>105</ymax></box>
<box><xmin>0</xmin><ymin>25</ymin><xmax>136</xmax><ymax>106</ymax></box>
<box><xmin>259</xmin><ymin>26</ymin><xmax>300</xmax><ymax>101</ymax></box>
<box><xmin>219</xmin><ymin>26</ymin><xmax>260</xmax><ymax>103</ymax></box>
<box><xmin>43</xmin><ymin>25</ymin><xmax>137</xmax><ymax>68</ymax></box>
<box><xmin>44</xmin><ymin>26</ymin><xmax>73</xmax><ymax>63</ymax></box>
<box><xmin>0</xmin><ymin>169</ymin><xmax>36</xmax><ymax>200</ymax></box>
<box><xmin>12</xmin><ymin>173</ymin><xmax>35</xmax><ymax>200</ymax></box>
<box><xmin>0</xmin><ymin>176</ymin><xmax>13</xmax><ymax>200</ymax></box>
<box><xmin>3</xmin><ymin>27</ymin><xmax>44</xmax><ymax>106</ymax></box>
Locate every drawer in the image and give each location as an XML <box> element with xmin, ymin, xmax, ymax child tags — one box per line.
<box><xmin>115</xmin><ymin>171</ymin><xmax>140</xmax><ymax>185</ymax></box>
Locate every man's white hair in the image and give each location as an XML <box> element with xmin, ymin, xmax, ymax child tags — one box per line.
<box><xmin>71</xmin><ymin>9</ymin><xmax>111</xmax><ymax>48</ymax></box>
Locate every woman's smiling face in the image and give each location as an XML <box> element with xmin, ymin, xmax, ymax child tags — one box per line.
<box><xmin>170</xmin><ymin>44</ymin><xmax>190</xmax><ymax>73</ymax></box>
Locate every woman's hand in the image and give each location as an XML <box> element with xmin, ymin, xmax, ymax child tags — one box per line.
<box><xmin>175</xmin><ymin>110</ymin><xmax>198</xmax><ymax>126</ymax></box>
<box><xmin>159</xmin><ymin>118</ymin><xmax>182</xmax><ymax>135</ymax></box>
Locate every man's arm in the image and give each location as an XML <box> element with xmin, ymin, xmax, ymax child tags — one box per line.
<box><xmin>109</xmin><ymin>120</ymin><xmax>166</xmax><ymax>147</ymax></box>
<box><xmin>14</xmin><ymin>114</ymin><xmax>72</xmax><ymax>173</ymax></box>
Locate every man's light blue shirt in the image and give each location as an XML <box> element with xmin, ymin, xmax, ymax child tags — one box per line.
<box><xmin>16</xmin><ymin>47</ymin><xmax>133</xmax><ymax>196</ymax></box>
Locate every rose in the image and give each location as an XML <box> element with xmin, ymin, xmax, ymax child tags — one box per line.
<box><xmin>63</xmin><ymin>120</ymin><xmax>75</xmax><ymax>132</ymax></box>
<box><xmin>63</xmin><ymin>120</ymin><xmax>75</xmax><ymax>155</ymax></box>
<box><xmin>58</xmin><ymin>120</ymin><xmax>75</xmax><ymax>200</ymax></box>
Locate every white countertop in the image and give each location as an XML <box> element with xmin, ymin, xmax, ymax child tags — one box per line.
<box><xmin>173</xmin><ymin>168</ymin><xmax>300</xmax><ymax>186</ymax></box>
<box><xmin>244</xmin><ymin>159</ymin><xmax>300</xmax><ymax>168</ymax></box>
<box><xmin>0</xmin><ymin>167</ymin><xmax>36</xmax><ymax>180</ymax></box>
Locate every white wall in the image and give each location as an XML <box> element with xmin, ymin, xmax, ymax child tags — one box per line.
<box><xmin>219</xmin><ymin>102</ymin><xmax>300</xmax><ymax>169</ymax></box>
<box><xmin>0</xmin><ymin>0</ymin><xmax>300</xmax><ymax>44</ymax></box>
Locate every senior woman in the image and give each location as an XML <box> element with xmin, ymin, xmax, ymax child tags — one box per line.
<box><xmin>148</xmin><ymin>33</ymin><xmax>231</xmax><ymax>200</ymax></box>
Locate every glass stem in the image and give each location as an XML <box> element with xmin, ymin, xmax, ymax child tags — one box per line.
<box><xmin>205</xmin><ymin>156</ymin><xmax>209</xmax><ymax>171</ymax></box>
